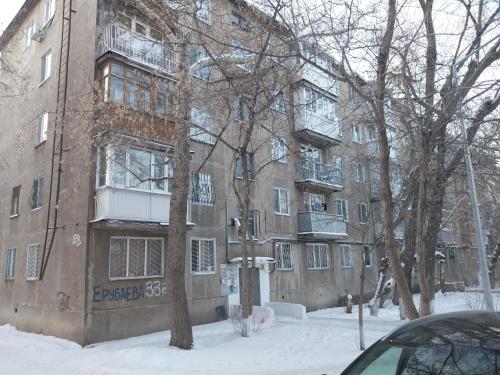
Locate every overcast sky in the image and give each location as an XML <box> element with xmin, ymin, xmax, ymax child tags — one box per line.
<box><xmin>0</xmin><ymin>1</ymin><xmax>25</xmax><ymax>34</ymax></box>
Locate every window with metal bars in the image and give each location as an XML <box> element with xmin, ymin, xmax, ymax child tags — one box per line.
<box><xmin>31</xmin><ymin>177</ymin><xmax>44</xmax><ymax>210</ymax></box>
<box><xmin>5</xmin><ymin>248</ymin><xmax>16</xmax><ymax>280</ymax></box>
<box><xmin>340</xmin><ymin>245</ymin><xmax>352</xmax><ymax>268</ymax></box>
<box><xmin>191</xmin><ymin>238</ymin><xmax>215</xmax><ymax>274</ymax></box>
<box><xmin>109</xmin><ymin>237</ymin><xmax>163</xmax><ymax>279</ymax></box>
<box><xmin>26</xmin><ymin>244</ymin><xmax>39</xmax><ymax>280</ymax></box>
<box><xmin>306</xmin><ymin>243</ymin><xmax>329</xmax><ymax>270</ymax></box>
<box><xmin>276</xmin><ymin>242</ymin><xmax>292</xmax><ymax>271</ymax></box>
<box><xmin>191</xmin><ymin>172</ymin><xmax>215</xmax><ymax>206</ymax></box>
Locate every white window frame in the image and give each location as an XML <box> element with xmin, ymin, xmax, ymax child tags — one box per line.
<box><xmin>191</xmin><ymin>238</ymin><xmax>216</xmax><ymax>274</ymax></box>
<box><xmin>366</xmin><ymin>125</ymin><xmax>377</xmax><ymax>142</ymax></box>
<box><xmin>306</xmin><ymin>243</ymin><xmax>329</xmax><ymax>270</ymax></box>
<box><xmin>349</xmin><ymin>85</ymin><xmax>358</xmax><ymax>105</ymax></box>
<box><xmin>10</xmin><ymin>186</ymin><xmax>21</xmax><ymax>217</ymax></box>
<box><xmin>352</xmin><ymin>124</ymin><xmax>362</xmax><ymax>144</ymax></box>
<box><xmin>196</xmin><ymin>0</ymin><xmax>212</xmax><ymax>24</ymax></box>
<box><xmin>31</xmin><ymin>176</ymin><xmax>44</xmax><ymax>210</ymax></box>
<box><xmin>190</xmin><ymin>108</ymin><xmax>214</xmax><ymax>144</ymax></box>
<box><xmin>5</xmin><ymin>248</ymin><xmax>16</xmax><ymax>280</ymax></box>
<box><xmin>40</xmin><ymin>50</ymin><xmax>52</xmax><ymax>83</ymax></box>
<box><xmin>276</xmin><ymin>242</ymin><xmax>293</xmax><ymax>271</ymax></box>
<box><xmin>363</xmin><ymin>245</ymin><xmax>373</xmax><ymax>267</ymax></box>
<box><xmin>340</xmin><ymin>245</ymin><xmax>352</xmax><ymax>268</ymax></box>
<box><xmin>23</xmin><ymin>20</ymin><xmax>36</xmax><ymax>49</ymax></box>
<box><xmin>273</xmin><ymin>188</ymin><xmax>289</xmax><ymax>215</ymax></box>
<box><xmin>355</xmin><ymin>163</ymin><xmax>365</xmax><ymax>183</ymax></box>
<box><xmin>26</xmin><ymin>244</ymin><xmax>39</xmax><ymax>281</ymax></box>
<box><xmin>304</xmin><ymin>192</ymin><xmax>325</xmax><ymax>212</ymax></box>
<box><xmin>271</xmin><ymin>137</ymin><xmax>287</xmax><ymax>163</ymax></box>
<box><xmin>108</xmin><ymin>237</ymin><xmax>164</xmax><ymax>280</ymax></box>
<box><xmin>42</xmin><ymin>0</ymin><xmax>55</xmax><ymax>27</ymax></box>
<box><xmin>36</xmin><ymin>112</ymin><xmax>48</xmax><ymax>145</ymax></box>
<box><xmin>358</xmin><ymin>202</ymin><xmax>368</xmax><ymax>224</ymax></box>
<box><xmin>336</xmin><ymin>199</ymin><xmax>348</xmax><ymax>222</ymax></box>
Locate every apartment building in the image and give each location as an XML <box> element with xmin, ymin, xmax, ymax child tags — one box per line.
<box><xmin>0</xmin><ymin>0</ymin><xmax>381</xmax><ymax>344</ymax></box>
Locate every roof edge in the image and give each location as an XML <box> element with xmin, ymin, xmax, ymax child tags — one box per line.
<box><xmin>0</xmin><ymin>0</ymin><xmax>39</xmax><ymax>51</ymax></box>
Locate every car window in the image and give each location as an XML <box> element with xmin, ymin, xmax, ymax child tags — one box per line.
<box><xmin>352</xmin><ymin>346</ymin><xmax>404</xmax><ymax>375</ymax></box>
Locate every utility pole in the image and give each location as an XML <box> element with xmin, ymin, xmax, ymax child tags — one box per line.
<box><xmin>452</xmin><ymin>66</ymin><xmax>495</xmax><ymax>311</ymax></box>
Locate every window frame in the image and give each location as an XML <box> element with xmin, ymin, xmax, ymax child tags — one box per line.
<box><xmin>36</xmin><ymin>112</ymin><xmax>48</xmax><ymax>145</ymax></box>
<box><xmin>23</xmin><ymin>20</ymin><xmax>36</xmax><ymax>49</ymax></box>
<box><xmin>31</xmin><ymin>177</ymin><xmax>44</xmax><ymax>210</ymax></box>
<box><xmin>335</xmin><ymin>199</ymin><xmax>348</xmax><ymax>222</ymax></box>
<box><xmin>355</xmin><ymin>163</ymin><xmax>365</xmax><ymax>183</ymax></box>
<box><xmin>191</xmin><ymin>238</ymin><xmax>216</xmax><ymax>275</ymax></box>
<box><xmin>190</xmin><ymin>108</ymin><xmax>214</xmax><ymax>144</ymax></box>
<box><xmin>40</xmin><ymin>50</ymin><xmax>52</xmax><ymax>84</ymax></box>
<box><xmin>340</xmin><ymin>244</ymin><xmax>352</xmax><ymax>268</ymax></box>
<box><xmin>42</xmin><ymin>0</ymin><xmax>55</xmax><ymax>27</ymax></box>
<box><xmin>10</xmin><ymin>186</ymin><xmax>21</xmax><ymax>217</ymax></box>
<box><xmin>276</xmin><ymin>242</ymin><xmax>293</xmax><ymax>271</ymax></box>
<box><xmin>108</xmin><ymin>237</ymin><xmax>164</xmax><ymax>280</ymax></box>
<box><xmin>303</xmin><ymin>192</ymin><xmax>326</xmax><ymax>212</ymax></box>
<box><xmin>196</xmin><ymin>0</ymin><xmax>212</xmax><ymax>25</ymax></box>
<box><xmin>5</xmin><ymin>248</ymin><xmax>16</xmax><ymax>280</ymax></box>
<box><xmin>235</xmin><ymin>152</ymin><xmax>254</xmax><ymax>179</ymax></box>
<box><xmin>191</xmin><ymin>172</ymin><xmax>214</xmax><ymax>206</ymax></box>
<box><xmin>352</xmin><ymin>124</ymin><xmax>362</xmax><ymax>144</ymax></box>
<box><xmin>271</xmin><ymin>137</ymin><xmax>287</xmax><ymax>163</ymax></box>
<box><xmin>273</xmin><ymin>187</ymin><xmax>290</xmax><ymax>216</ymax></box>
<box><xmin>236</xmin><ymin>208</ymin><xmax>257</xmax><ymax>240</ymax></box>
<box><xmin>26</xmin><ymin>244</ymin><xmax>40</xmax><ymax>281</ymax></box>
<box><xmin>363</xmin><ymin>245</ymin><xmax>373</xmax><ymax>267</ymax></box>
<box><xmin>358</xmin><ymin>202</ymin><xmax>369</xmax><ymax>224</ymax></box>
<box><xmin>306</xmin><ymin>243</ymin><xmax>330</xmax><ymax>270</ymax></box>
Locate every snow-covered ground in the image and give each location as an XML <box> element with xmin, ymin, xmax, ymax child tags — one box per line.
<box><xmin>1</xmin><ymin>291</ymin><xmax>497</xmax><ymax>375</ymax></box>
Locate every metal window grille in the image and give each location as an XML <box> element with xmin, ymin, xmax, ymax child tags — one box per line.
<box><xmin>191</xmin><ymin>172</ymin><xmax>215</xmax><ymax>206</ymax></box>
<box><xmin>191</xmin><ymin>239</ymin><xmax>215</xmax><ymax>273</ymax></box>
<box><xmin>306</xmin><ymin>243</ymin><xmax>329</xmax><ymax>269</ymax></box>
<box><xmin>109</xmin><ymin>237</ymin><xmax>163</xmax><ymax>279</ymax></box>
<box><xmin>276</xmin><ymin>243</ymin><xmax>292</xmax><ymax>271</ymax></box>
<box><xmin>26</xmin><ymin>244</ymin><xmax>39</xmax><ymax>280</ymax></box>
<box><xmin>31</xmin><ymin>177</ymin><xmax>44</xmax><ymax>210</ymax></box>
<box><xmin>340</xmin><ymin>245</ymin><xmax>352</xmax><ymax>267</ymax></box>
<box><xmin>5</xmin><ymin>248</ymin><xmax>16</xmax><ymax>280</ymax></box>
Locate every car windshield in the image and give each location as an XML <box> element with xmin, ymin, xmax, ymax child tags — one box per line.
<box><xmin>344</xmin><ymin>340</ymin><xmax>500</xmax><ymax>375</ymax></box>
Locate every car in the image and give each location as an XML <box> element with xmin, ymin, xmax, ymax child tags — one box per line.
<box><xmin>341</xmin><ymin>310</ymin><xmax>500</xmax><ymax>374</ymax></box>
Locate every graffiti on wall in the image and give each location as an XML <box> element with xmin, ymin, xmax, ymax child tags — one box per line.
<box><xmin>93</xmin><ymin>280</ymin><xmax>168</xmax><ymax>303</ymax></box>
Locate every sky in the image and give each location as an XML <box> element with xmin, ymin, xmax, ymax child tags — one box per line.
<box><xmin>0</xmin><ymin>0</ymin><xmax>25</xmax><ymax>34</ymax></box>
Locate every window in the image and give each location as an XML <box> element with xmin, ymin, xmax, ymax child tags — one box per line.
<box><xmin>304</xmin><ymin>192</ymin><xmax>325</xmax><ymax>212</ymax></box>
<box><xmin>236</xmin><ymin>96</ymin><xmax>250</xmax><ymax>123</ymax></box>
<box><xmin>31</xmin><ymin>177</ymin><xmax>44</xmax><ymax>210</ymax></box>
<box><xmin>332</xmin><ymin>155</ymin><xmax>343</xmax><ymax>177</ymax></box>
<box><xmin>355</xmin><ymin>163</ymin><xmax>365</xmax><ymax>183</ymax></box>
<box><xmin>10</xmin><ymin>186</ymin><xmax>21</xmax><ymax>217</ymax></box>
<box><xmin>191</xmin><ymin>238</ymin><xmax>215</xmax><ymax>274</ymax></box>
<box><xmin>358</xmin><ymin>202</ymin><xmax>368</xmax><ymax>224</ymax></box>
<box><xmin>235</xmin><ymin>153</ymin><xmax>254</xmax><ymax>178</ymax></box>
<box><xmin>349</xmin><ymin>85</ymin><xmax>358</xmax><ymax>105</ymax></box>
<box><xmin>340</xmin><ymin>245</ymin><xmax>352</xmax><ymax>268</ymax></box>
<box><xmin>271</xmin><ymin>91</ymin><xmax>285</xmax><ymax>112</ymax></box>
<box><xmin>97</xmin><ymin>145</ymin><xmax>172</xmax><ymax>193</ymax></box>
<box><xmin>109</xmin><ymin>237</ymin><xmax>163</xmax><ymax>279</ymax></box>
<box><xmin>304</xmin><ymin>87</ymin><xmax>338</xmax><ymax>123</ymax></box>
<box><xmin>271</xmin><ymin>137</ymin><xmax>287</xmax><ymax>163</ymax></box>
<box><xmin>191</xmin><ymin>172</ymin><xmax>214</xmax><ymax>206</ymax></box>
<box><xmin>276</xmin><ymin>242</ymin><xmax>292</xmax><ymax>270</ymax></box>
<box><xmin>36</xmin><ymin>112</ymin><xmax>48</xmax><ymax>145</ymax></box>
<box><xmin>366</xmin><ymin>125</ymin><xmax>377</xmax><ymax>142</ymax></box>
<box><xmin>23</xmin><ymin>20</ymin><xmax>36</xmax><ymax>49</ymax></box>
<box><xmin>189</xmin><ymin>48</ymin><xmax>211</xmax><ymax>80</ymax></box>
<box><xmin>26</xmin><ymin>244</ymin><xmax>39</xmax><ymax>280</ymax></box>
<box><xmin>273</xmin><ymin>188</ymin><xmax>289</xmax><ymax>215</ymax></box>
<box><xmin>5</xmin><ymin>248</ymin><xmax>16</xmax><ymax>280</ymax></box>
<box><xmin>196</xmin><ymin>0</ymin><xmax>211</xmax><ymax>24</ymax></box>
<box><xmin>363</xmin><ymin>245</ymin><xmax>373</xmax><ymax>267</ymax></box>
<box><xmin>42</xmin><ymin>0</ymin><xmax>55</xmax><ymax>26</ymax></box>
<box><xmin>190</xmin><ymin>108</ymin><xmax>213</xmax><ymax>144</ymax></box>
<box><xmin>231</xmin><ymin>11</ymin><xmax>249</xmax><ymax>30</ymax></box>
<box><xmin>306</xmin><ymin>243</ymin><xmax>329</xmax><ymax>269</ymax></box>
<box><xmin>237</xmin><ymin>208</ymin><xmax>257</xmax><ymax>239</ymax></box>
<box><xmin>335</xmin><ymin>199</ymin><xmax>348</xmax><ymax>221</ymax></box>
<box><xmin>352</xmin><ymin>124</ymin><xmax>361</xmax><ymax>143</ymax></box>
<box><xmin>41</xmin><ymin>51</ymin><xmax>52</xmax><ymax>83</ymax></box>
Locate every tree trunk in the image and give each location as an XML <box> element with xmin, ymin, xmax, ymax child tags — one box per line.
<box><xmin>166</xmin><ymin>33</ymin><xmax>193</xmax><ymax>349</ymax></box>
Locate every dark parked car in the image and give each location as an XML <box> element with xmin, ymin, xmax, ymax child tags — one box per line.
<box><xmin>341</xmin><ymin>311</ymin><xmax>500</xmax><ymax>374</ymax></box>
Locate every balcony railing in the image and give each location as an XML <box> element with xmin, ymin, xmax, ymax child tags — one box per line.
<box><xmin>296</xmin><ymin>161</ymin><xmax>343</xmax><ymax>192</ymax></box>
<box><xmin>99</xmin><ymin>23</ymin><xmax>176</xmax><ymax>74</ymax></box>
<box><xmin>298</xmin><ymin>211</ymin><xmax>347</xmax><ymax>238</ymax></box>
<box><xmin>294</xmin><ymin>112</ymin><xmax>342</xmax><ymax>147</ymax></box>
<box><xmin>95</xmin><ymin>186</ymin><xmax>192</xmax><ymax>224</ymax></box>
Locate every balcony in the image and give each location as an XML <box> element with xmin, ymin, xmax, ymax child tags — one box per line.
<box><xmin>294</xmin><ymin>113</ymin><xmax>342</xmax><ymax>147</ymax></box>
<box><xmin>95</xmin><ymin>186</ymin><xmax>192</xmax><ymax>224</ymax></box>
<box><xmin>298</xmin><ymin>212</ymin><xmax>347</xmax><ymax>239</ymax></box>
<box><xmin>295</xmin><ymin>161</ymin><xmax>343</xmax><ymax>193</ymax></box>
<box><xmin>98</xmin><ymin>23</ymin><xmax>175</xmax><ymax>75</ymax></box>
<box><xmin>300</xmin><ymin>62</ymin><xmax>339</xmax><ymax>96</ymax></box>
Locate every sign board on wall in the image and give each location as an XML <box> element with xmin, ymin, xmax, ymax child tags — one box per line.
<box><xmin>220</xmin><ymin>263</ymin><xmax>238</xmax><ymax>296</ymax></box>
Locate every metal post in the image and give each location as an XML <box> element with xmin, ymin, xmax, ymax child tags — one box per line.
<box><xmin>452</xmin><ymin>66</ymin><xmax>495</xmax><ymax>311</ymax></box>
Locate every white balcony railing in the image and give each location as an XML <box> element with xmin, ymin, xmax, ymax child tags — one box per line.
<box><xmin>95</xmin><ymin>186</ymin><xmax>192</xmax><ymax>224</ymax></box>
<box><xmin>99</xmin><ymin>23</ymin><xmax>176</xmax><ymax>74</ymax></box>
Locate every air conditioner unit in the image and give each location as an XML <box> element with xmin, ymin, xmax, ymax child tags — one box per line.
<box><xmin>31</xmin><ymin>29</ymin><xmax>46</xmax><ymax>43</ymax></box>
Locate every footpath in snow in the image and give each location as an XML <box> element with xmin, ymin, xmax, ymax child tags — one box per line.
<box><xmin>0</xmin><ymin>291</ymin><xmax>496</xmax><ymax>375</ymax></box>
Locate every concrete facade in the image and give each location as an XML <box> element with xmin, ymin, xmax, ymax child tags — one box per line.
<box><xmin>1</xmin><ymin>0</ymin><xmax>386</xmax><ymax>344</ymax></box>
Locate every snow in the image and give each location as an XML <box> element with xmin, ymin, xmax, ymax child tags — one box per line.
<box><xmin>1</xmin><ymin>292</ymin><xmax>498</xmax><ymax>375</ymax></box>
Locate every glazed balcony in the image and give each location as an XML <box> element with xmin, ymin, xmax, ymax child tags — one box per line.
<box><xmin>294</xmin><ymin>111</ymin><xmax>342</xmax><ymax>147</ymax></box>
<box><xmin>297</xmin><ymin>212</ymin><xmax>347</xmax><ymax>239</ymax></box>
<box><xmin>295</xmin><ymin>161</ymin><xmax>343</xmax><ymax>193</ymax></box>
<box><xmin>99</xmin><ymin>23</ymin><xmax>176</xmax><ymax>75</ymax></box>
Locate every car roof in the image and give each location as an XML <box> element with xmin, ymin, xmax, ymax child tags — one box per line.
<box><xmin>383</xmin><ymin>310</ymin><xmax>500</xmax><ymax>350</ymax></box>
